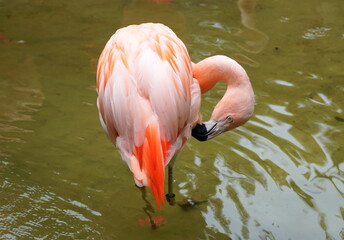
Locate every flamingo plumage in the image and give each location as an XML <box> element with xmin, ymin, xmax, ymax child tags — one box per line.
<box><xmin>96</xmin><ymin>23</ymin><xmax>254</xmax><ymax>210</ymax></box>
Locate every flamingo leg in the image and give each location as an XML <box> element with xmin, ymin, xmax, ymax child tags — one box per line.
<box><xmin>166</xmin><ymin>165</ymin><xmax>176</xmax><ymax>205</ymax></box>
<box><xmin>140</xmin><ymin>187</ymin><xmax>158</xmax><ymax>229</ymax></box>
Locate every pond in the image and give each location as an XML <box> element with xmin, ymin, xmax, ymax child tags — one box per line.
<box><xmin>0</xmin><ymin>0</ymin><xmax>343</xmax><ymax>239</ymax></box>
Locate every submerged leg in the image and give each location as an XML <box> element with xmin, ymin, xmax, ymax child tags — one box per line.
<box><xmin>139</xmin><ymin>186</ymin><xmax>157</xmax><ymax>229</ymax></box>
<box><xmin>165</xmin><ymin>165</ymin><xmax>176</xmax><ymax>205</ymax></box>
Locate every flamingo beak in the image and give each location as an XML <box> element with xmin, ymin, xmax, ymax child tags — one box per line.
<box><xmin>192</xmin><ymin>116</ymin><xmax>233</xmax><ymax>141</ymax></box>
<box><xmin>192</xmin><ymin>120</ymin><xmax>220</xmax><ymax>141</ymax></box>
<box><xmin>192</xmin><ymin>123</ymin><xmax>210</xmax><ymax>141</ymax></box>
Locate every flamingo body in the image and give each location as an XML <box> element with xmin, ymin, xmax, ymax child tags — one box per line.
<box><xmin>96</xmin><ymin>23</ymin><xmax>201</xmax><ymax>209</ymax></box>
<box><xmin>97</xmin><ymin>23</ymin><xmax>255</xmax><ymax>210</ymax></box>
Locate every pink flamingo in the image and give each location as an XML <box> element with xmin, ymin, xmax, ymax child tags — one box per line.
<box><xmin>96</xmin><ymin>23</ymin><xmax>254</xmax><ymax>210</ymax></box>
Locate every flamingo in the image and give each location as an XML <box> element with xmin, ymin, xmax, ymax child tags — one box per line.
<box><xmin>96</xmin><ymin>23</ymin><xmax>254</xmax><ymax>210</ymax></box>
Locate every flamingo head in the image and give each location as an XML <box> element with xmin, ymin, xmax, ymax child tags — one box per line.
<box><xmin>192</xmin><ymin>95</ymin><xmax>254</xmax><ymax>141</ymax></box>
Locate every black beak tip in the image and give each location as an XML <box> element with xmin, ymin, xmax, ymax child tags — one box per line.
<box><xmin>192</xmin><ymin>123</ymin><xmax>208</xmax><ymax>142</ymax></box>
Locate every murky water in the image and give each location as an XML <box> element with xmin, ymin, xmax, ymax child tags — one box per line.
<box><xmin>1</xmin><ymin>0</ymin><xmax>343</xmax><ymax>239</ymax></box>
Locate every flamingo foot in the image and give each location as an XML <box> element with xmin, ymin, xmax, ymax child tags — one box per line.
<box><xmin>177</xmin><ymin>196</ymin><xmax>208</xmax><ymax>209</ymax></box>
<box><xmin>165</xmin><ymin>193</ymin><xmax>176</xmax><ymax>206</ymax></box>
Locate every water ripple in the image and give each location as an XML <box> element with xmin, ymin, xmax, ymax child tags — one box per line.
<box><xmin>0</xmin><ymin>181</ymin><xmax>102</xmax><ymax>239</ymax></box>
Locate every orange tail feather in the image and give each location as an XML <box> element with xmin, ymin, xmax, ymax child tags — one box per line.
<box><xmin>137</xmin><ymin>121</ymin><xmax>169</xmax><ymax>210</ymax></box>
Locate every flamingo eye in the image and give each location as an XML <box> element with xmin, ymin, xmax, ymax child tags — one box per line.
<box><xmin>226</xmin><ymin>115</ymin><xmax>233</xmax><ymax>123</ymax></box>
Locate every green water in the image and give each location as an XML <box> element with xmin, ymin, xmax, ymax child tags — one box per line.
<box><xmin>1</xmin><ymin>0</ymin><xmax>343</xmax><ymax>239</ymax></box>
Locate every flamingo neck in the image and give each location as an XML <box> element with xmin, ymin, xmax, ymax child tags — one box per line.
<box><xmin>193</xmin><ymin>55</ymin><xmax>248</xmax><ymax>93</ymax></box>
<box><xmin>192</xmin><ymin>55</ymin><xmax>254</xmax><ymax>123</ymax></box>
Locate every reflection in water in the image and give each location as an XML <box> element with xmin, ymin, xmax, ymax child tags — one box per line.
<box><xmin>233</xmin><ymin>0</ymin><xmax>269</xmax><ymax>67</ymax></box>
<box><xmin>187</xmin><ymin>0</ymin><xmax>268</xmax><ymax>68</ymax></box>
<box><xmin>237</xmin><ymin>0</ymin><xmax>269</xmax><ymax>53</ymax></box>
<box><xmin>140</xmin><ymin>187</ymin><xmax>159</xmax><ymax>229</ymax></box>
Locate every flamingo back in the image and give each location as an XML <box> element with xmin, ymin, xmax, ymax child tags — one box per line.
<box><xmin>96</xmin><ymin>23</ymin><xmax>200</xmax><ymax>209</ymax></box>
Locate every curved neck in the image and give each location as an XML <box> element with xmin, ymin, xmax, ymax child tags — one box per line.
<box><xmin>193</xmin><ymin>55</ymin><xmax>249</xmax><ymax>93</ymax></box>
<box><xmin>192</xmin><ymin>55</ymin><xmax>254</xmax><ymax>123</ymax></box>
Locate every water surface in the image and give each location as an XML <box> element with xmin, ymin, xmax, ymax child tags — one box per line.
<box><xmin>1</xmin><ymin>0</ymin><xmax>343</xmax><ymax>239</ymax></box>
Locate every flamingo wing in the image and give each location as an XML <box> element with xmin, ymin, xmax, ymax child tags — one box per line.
<box><xmin>96</xmin><ymin>23</ymin><xmax>201</xmax><ymax>209</ymax></box>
